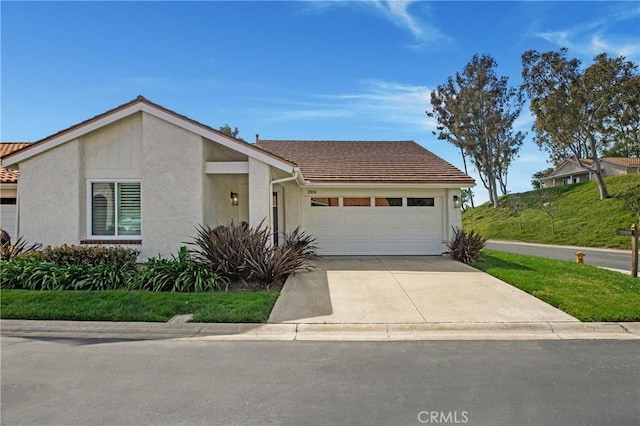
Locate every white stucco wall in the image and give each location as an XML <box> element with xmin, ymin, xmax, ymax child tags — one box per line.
<box><xmin>18</xmin><ymin>140</ymin><xmax>83</xmax><ymax>245</ymax></box>
<box><xmin>248</xmin><ymin>157</ymin><xmax>271</xmax><ymax>229</ymax></box>
<box><xmin>203</xmin><ymin>174</ymin><xmax>249</xmax><ymax>226</ymax></box>
<box><xmin>84</xmin><ymin>113</ymin><xmax>142</xmax><ymax>179</ymax></box>
<box><xmin>140</xmin><ymin>113</ymin><xmax>204</xmax><ymax>259</ymax></box>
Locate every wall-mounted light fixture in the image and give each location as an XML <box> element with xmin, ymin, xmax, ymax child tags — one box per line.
<box><xmin>453</xmin><ymin>195</ymin><xmax>460</xmax><ymax>209</ymax></box>
<box><xmin>230</xmin><ymin>192</ymin><xmax>239</xmax><ymax>206</ymax></box>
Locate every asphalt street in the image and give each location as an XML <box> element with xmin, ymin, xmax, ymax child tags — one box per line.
<box><xmin>486</xmin><ymin>240</ymin><xmax>633</xmax><ymax>272</ymax></box>
<box><xmin>1</xmin><ymin>337</ymin><xmax>638</xmax><ymax>426</ymax></box>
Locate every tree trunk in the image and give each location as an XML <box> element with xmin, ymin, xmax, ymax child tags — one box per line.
<box><xmin>459</xmin><ymin>147</ymin><xmax>475</xmax><ymax>208</ymax></box>
<box><xmin>587</xmin><ymin>134</ymin><xmax>610</xmax><ymax>199</ymax></box>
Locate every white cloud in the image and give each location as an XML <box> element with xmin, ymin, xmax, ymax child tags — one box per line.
<box><xmin>298</xmin><ymin>0</ymin><xmax>452</xmax><ymax>48</ymax></box>
<box><xmin>533</xmin><ymin>5</ymin><xmax>640</xmax><ymax>60</ymax></box>
<box><xmin>258</xmin><ymin>79</ymin><xmax>436</xmax><ymax>131</ymax></box>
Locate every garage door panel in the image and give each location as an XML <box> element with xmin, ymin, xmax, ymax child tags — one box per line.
<box><xmin>302</xmin><ymin>196</ymin><xmax>444</xmax><ymax>255</ymax></box>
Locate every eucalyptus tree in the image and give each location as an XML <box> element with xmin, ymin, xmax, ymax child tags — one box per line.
<box><xmin>521</xmin><ymin>48</ymin><xmax>639</xmax><ymax>199</ymax></box>
<box><xmin>429</xmin><ymin>54</ymin><xmax>525</xmax><ymax>207</ymax></box>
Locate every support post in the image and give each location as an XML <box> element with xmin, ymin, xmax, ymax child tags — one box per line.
<box><xmin>632</xmin><ymin>223</ymin><xmax>638</xmax><ymax>278</ymax></box>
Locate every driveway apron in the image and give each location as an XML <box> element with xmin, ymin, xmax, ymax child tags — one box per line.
<box><xmin>268</xmin><ymin>256</ymin><xmax>578</xmax><ymax>324</ymax></box>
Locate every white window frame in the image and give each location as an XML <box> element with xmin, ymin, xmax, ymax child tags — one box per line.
<box><xmin>86</xmin><ymin>179</ymin><xmax>141</xmax><ymax>240</ymax></box>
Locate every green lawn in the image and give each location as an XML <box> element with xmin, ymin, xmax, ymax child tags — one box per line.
<box><xmin>463</xmin><ymin>174</ymin><xmax>640</xmax><ymax>249</ymax></box>
<box><xmin>0</xmin><ymin>290</ymin><xmax>280</xmax><ymax>323</ymax></box>
<box><xmin>474</xmin><ymin>249</ymin><xmax>640</xmax><ymax>322</ymax></box>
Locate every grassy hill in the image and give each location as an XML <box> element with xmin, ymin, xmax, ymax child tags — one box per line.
<box><xmin>463</xmin><ymin>174</ymin><xmax>640</xmax><ymax>250</ymax></box>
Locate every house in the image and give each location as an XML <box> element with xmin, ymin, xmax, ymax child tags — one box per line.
<box><xmin>543</xmin><ymin>157</ymin><xmax>640</xmax><ymax>188</ymax></box>
<box><xmin>0</xmin><ymin>96</ymin><xmax>474</xmax><ymax>258</ymax></box>
<box><xmin>0</xmin><ymin>143</ymin><xmax>31</xmax><ymax>239</ymax></box>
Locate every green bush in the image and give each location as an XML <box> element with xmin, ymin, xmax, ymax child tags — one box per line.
<box><xmin>446</xmin><ymin>227</ymin><xmax>487</xmax><ymax>264</ymax></box>
<box><xmin>26</xmin><ymin>244</ymin><xmax>139</xmax><ymax>267</ymax></box>
<box><xmin>132</xmin><ymin>246</ymin><xmax>226</xmax><ymax>293</ymax></box>
<box><xmin>0</xmin><ymin>258</ymin><xmax>130</xmax><ymax>291</ymax></box>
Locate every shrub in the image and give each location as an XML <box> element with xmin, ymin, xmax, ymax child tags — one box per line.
<box><xmin>132</xmin><ymin>246</ymin><xmax>226</xmax><ymax>292</ymax></box>
<box><xmin>245</xmin><ymin>245</ymin><xmax>310</xmax><ymax>290</ymax></box>
<box><xmin>189</xmin><ymin>223</ymin><xmax>314</xmax><ymax>289</ymax></box>
<box><xmin>446</xmin><ymin>227</ymin><xmax>487</xmax><ymax>264</ymax></box>
<box><xmin>28</xmin><ymin>244</ymin><xmax>139</xmax><ymax>268</ymax></box>
<box><xmin>0</xmin><ymin>235</ymin><xmax>42</xmax><ymax>261</ymax></box>
<box><xmin>0</xmin><ymin>257</ymin><xmax>132</xmax><ymax>291</ymax></box>
<box><xmin>189</xmin><ymin>223</ymin><xmax>266</xmax><ymax>283</ymax></box>
<box><xmin>282</xmin><ymin>227</ymin><xmax>318</xmax><ymax>260</ymax></box>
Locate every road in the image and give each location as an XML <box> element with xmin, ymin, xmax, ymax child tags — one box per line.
<box><xmin>486</xmin><ymin>240</ymin><xmax>633</xmax><ymax>272</ymax></box>
<box><xmin>2</xmin><ymin>337</ymin><xmax>638</xmax><ymax>425</ymax></box>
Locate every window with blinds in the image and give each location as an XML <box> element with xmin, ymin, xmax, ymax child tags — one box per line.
<box><xmin>91</xmin><ymin>181</ymin><xmax>141</xmax><ymax>237</ymax></box>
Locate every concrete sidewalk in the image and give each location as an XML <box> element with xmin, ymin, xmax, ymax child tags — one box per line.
<box><xmin>2</xmin><ymin>319</ymin><xmax>639</xmax><ymax>341</ymax></box>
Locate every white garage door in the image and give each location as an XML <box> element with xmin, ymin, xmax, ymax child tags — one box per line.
<box><xmin>0</xmin><ymin>202</ymin><xmax>18</xmax><ymax>240</ymax></box>
<box><xmin>301</xmin><ymin>196</ymin><xmax>444</xmax><ymax>255</ymax></box>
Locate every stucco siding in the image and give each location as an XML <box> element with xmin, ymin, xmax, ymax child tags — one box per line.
<box><xmin>203</xmin><ymin>174</ymin><xmax>249</xmax><ymax>226</ymax></box>
<box><xmin>84</xmin><ymin>113</ymin><xmax>142</xmax><ymax>179</ymax></box>
<box><xmin>602</xmin><ymin>162</ymin><xmax>629</xmax><ymax>177</ymax></box>
<box><xmin>248</xmin><ymin>158</ymin><xmax>271</xmax><ymax>228</ymax></box>
<box><xmin>140</xmin><ymin>113</ymin><xmax>204</xmax><ymax>258</ymax></box>
<box><xmin>18</xmin><ymin>140</ymin><xmax>83</xmax><ymax>245</ymax></box>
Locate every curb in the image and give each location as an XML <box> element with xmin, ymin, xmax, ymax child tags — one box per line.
<box><xmin>2</xmin><ymin>320</ymin><xmax>639</xmax><ymax>341</ymax></box>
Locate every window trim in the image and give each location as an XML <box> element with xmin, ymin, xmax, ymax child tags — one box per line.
<box><xmin>86</xmin><ymin>179</ymin><xmax>142</xmax><ymax>240</ymax></box>
<box><xmin>407</xmin><ymin>197</ymin><xmax>435</xmax><ymax>207</ymax></box>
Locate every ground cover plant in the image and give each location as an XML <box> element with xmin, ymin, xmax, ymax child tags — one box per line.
<box><xmin>474</xmin><ymin>249</ymin><xmax>640</xmax><ymax>321</ymax></box>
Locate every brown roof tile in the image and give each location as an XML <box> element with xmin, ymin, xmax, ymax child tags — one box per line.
<box><xmin>256</xmin><ymin>140</ymin><xmax>474</xmax><ymax>185</ymax></box>
<box><xmin>0</xmin><ymin>143</ymin><xmax>30</xmax><ymax>183</ymax></box>
<box><xmin>0</xmin><ymin>142</ymin><xmax>31</xmax><ymax>158</ymax></box>
<box><xmin>603</xmin><ymin>157</ymin><xmax>640</xmax><ymax>167</ymax></box>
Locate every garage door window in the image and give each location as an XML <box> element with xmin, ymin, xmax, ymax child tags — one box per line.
<box><xmin>375</xmin><ymin>197</ymin><xmax>402</xmax><ymax>207</ymax></box>
<box><xmin>343</xmin><ymin>197</ymin><xmax>371</xmax><ymax>207</ymax></box>
<box><xmin>407</xmin><ymin>197</ymin><xmax>435</xmax><ymax>207</ymax></box>
<box><xmin>311</xmin><ymin>197</ymin><xmax>339</xmax><ymax>207</ymax></box>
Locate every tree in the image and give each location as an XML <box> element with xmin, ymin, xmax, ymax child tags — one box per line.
<box><xmin>460</xmin><ymin>188</ymin><xmax>474</xmax><ymax>212</ymax></box>
<box><xmin>507</xmin><ymin>194</ymin><xmax>525</xmax><ymax>231</ymax></box>
<box><xmin>521</xmin><ymin>49</ymin><xmax>640</xmax><ymax>200</ymax></box>
<box><xmin>531</xmin><ymin>167</ymin><xmax>555</xmax><ymax>190</ymax></box>
<box><xmin>429</xmin><ymin>54</ymin><xmax>525</xmax><ymax>207</ymax></box>
<box><xmin>218</xmin><ymin>124</ymin><xmax>242</xmax><ymax>140</ymax></box>
<box><xmin>537</xmin><ymin>188</ymin><xmax>560</xmax><ymax>236</ymax></box>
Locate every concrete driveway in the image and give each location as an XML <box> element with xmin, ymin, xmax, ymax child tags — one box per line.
<box><xmin>268</xmin><ymin>256</ymin><xmax>578</xmax><ymax>324</ymax></box>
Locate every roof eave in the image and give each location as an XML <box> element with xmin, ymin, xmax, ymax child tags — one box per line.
<box><xmin>2</xmin><ymin>98</ymin><xmax>297</xmax><ymax>174</ymax></box>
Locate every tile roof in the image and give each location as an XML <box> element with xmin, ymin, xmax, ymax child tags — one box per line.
<box><xmin>256</xmin><ymin>140</ymin><xmax>475</xmax><ymax>185</ymax></box>
<box><xmin>0</xmin><ymin>143</ymin><xmax>30</xmax><ymax>183</ymax></box>
<box><xmin>0</xmin><ymin>142</ymin><xmax>30</xmax><ymax>158</ymax></box>
<box><xmin>603</xmin><ymin>157</ymin><xmax>640</xmax><ymax>167</ymax></box>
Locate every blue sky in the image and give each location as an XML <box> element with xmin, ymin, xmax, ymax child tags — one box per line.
<box><xmin>2</xmin><ymin>1</ymin><xmax>639</xmax><ymax>204</ymax></box>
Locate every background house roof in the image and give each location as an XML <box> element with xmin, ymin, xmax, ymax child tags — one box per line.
<box><xmin>256</xmin><ymin>140</ymin><xmax>475</xmax><ymax>185</ymax></box>
<box><xmin>0</xmin><ymin>143</ymin><xmax>30</xmax><ymax>183</ymax></box>
<box><xmin>602</xmin><ymin>157</ymin><xmax>640</xmax><ymax>167</ymax></box>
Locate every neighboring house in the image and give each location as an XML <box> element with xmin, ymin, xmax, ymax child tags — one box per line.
<box><xmin>0</xmin><ymin>142</ymin><xmax>31</xmax><ymax>239</ymax></box>
<box><xmin>543</xmin><ymin>157</ymin><xmax>640</xmax><ymax>188</ymax></box>
<box><xmin>0</xmin><ymin>96</ymin><xmax>474</xmax><ymax>258</ymax></box>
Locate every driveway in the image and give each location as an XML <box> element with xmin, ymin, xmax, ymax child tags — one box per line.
<box><xmin>268</xmin><ymin>256</ymin><xmax>578</xmax><ymax>324</ymax></box>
